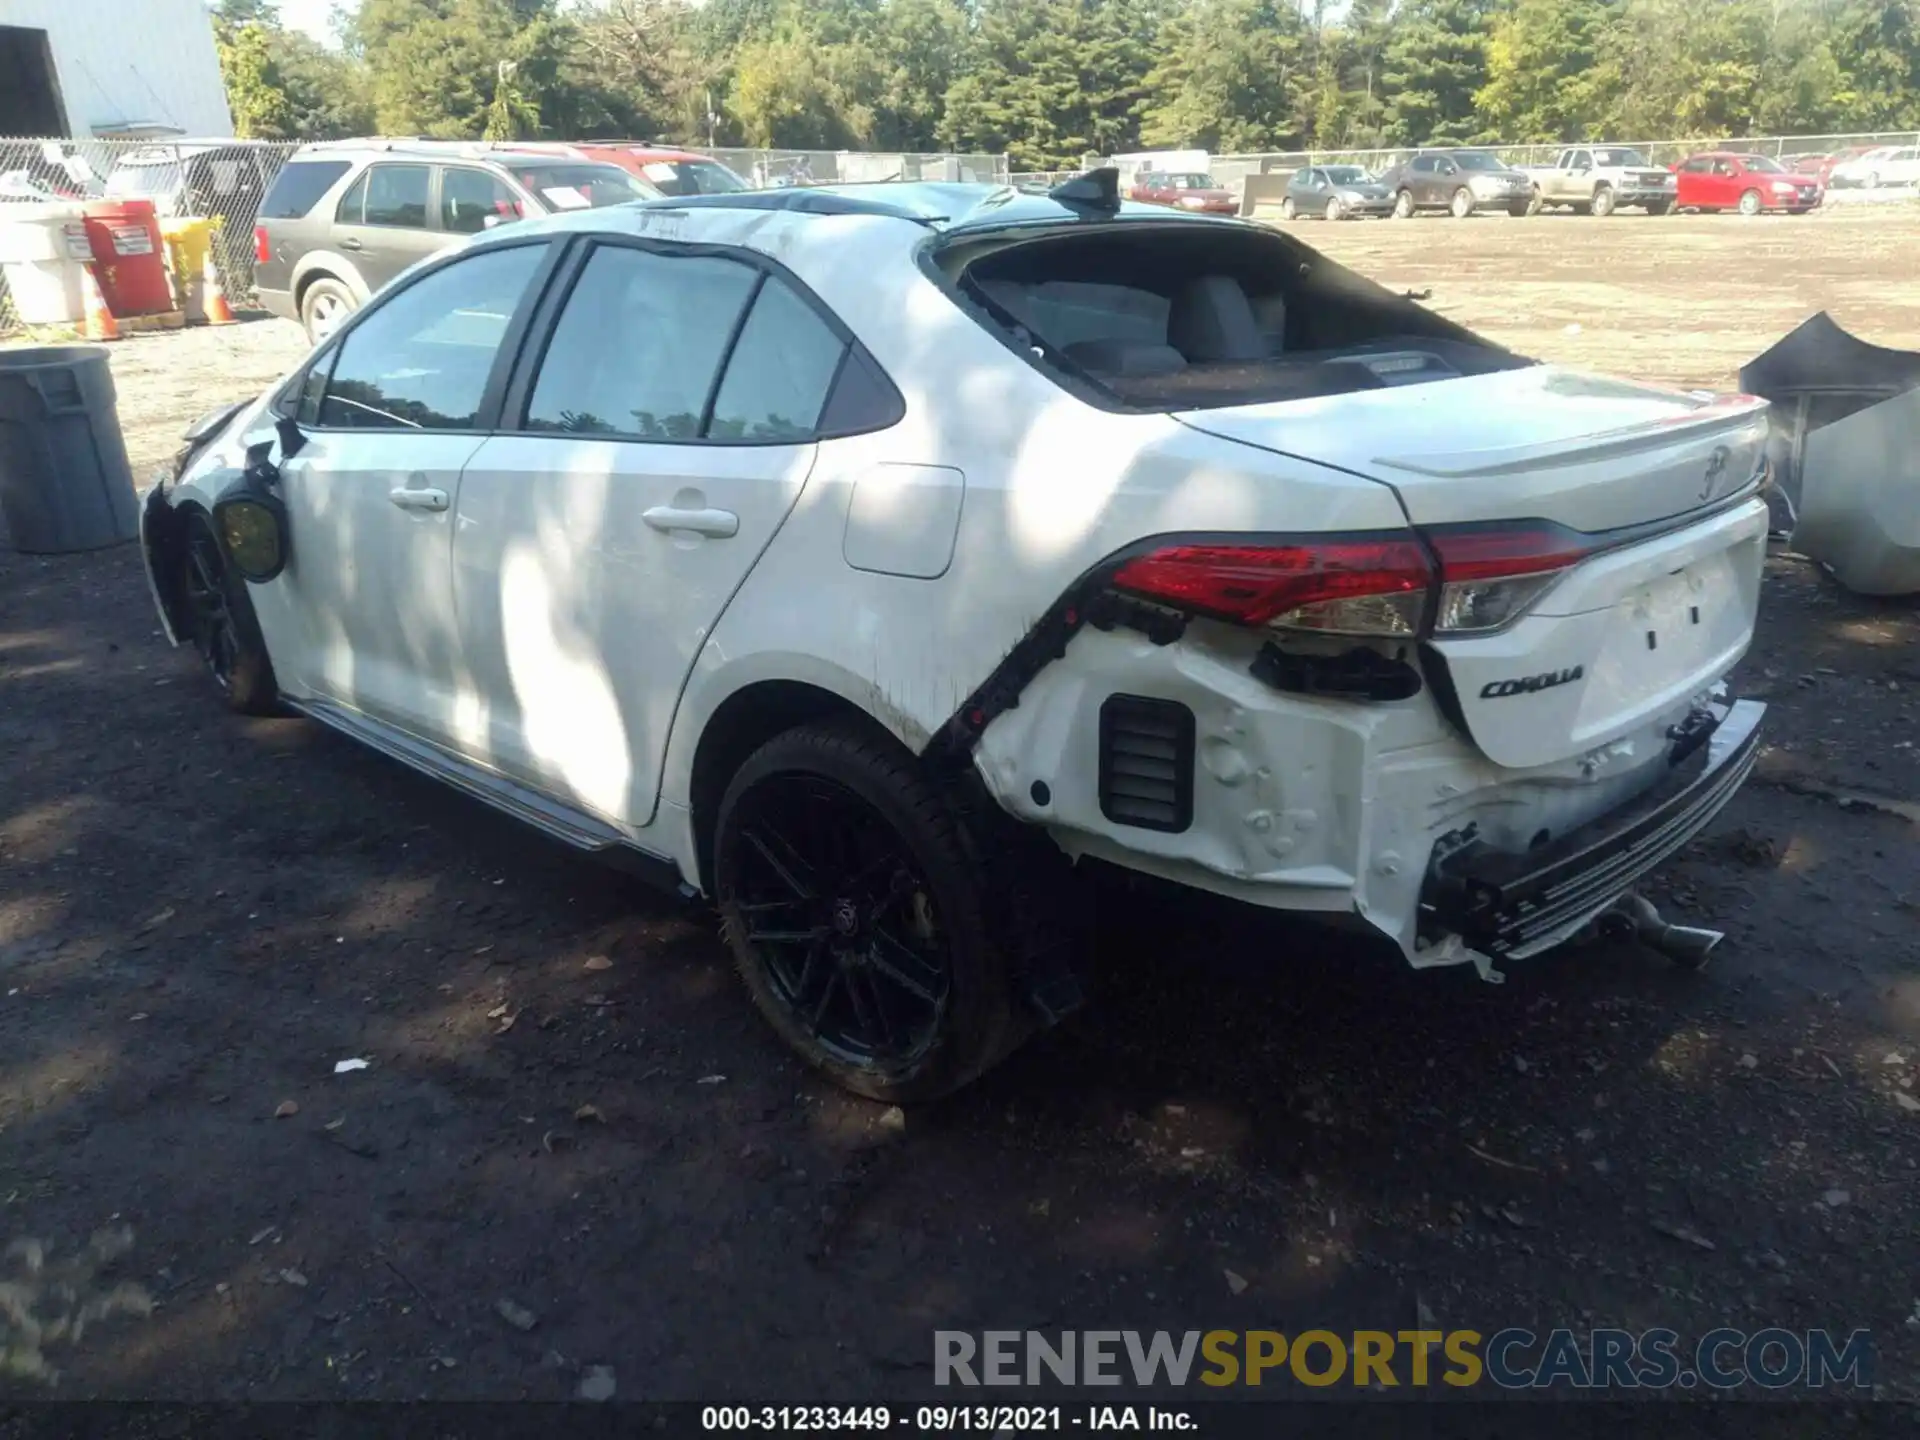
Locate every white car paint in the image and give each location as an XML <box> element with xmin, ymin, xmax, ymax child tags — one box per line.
<box><xmin>1831</xmin><ymin>147</ymin><xmax>1920</xmax><ymax>187</ymax></box>
<box><xmin>150</xmin><ymin>189</ymin><xmax>1768</xmax><ymax>982</ymax></box>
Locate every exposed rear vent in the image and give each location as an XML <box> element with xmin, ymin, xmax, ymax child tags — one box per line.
<box><xmin>1098</xmin><ymin>695</ymin><xmax>1195</xmax><ymax>833</ymax></box>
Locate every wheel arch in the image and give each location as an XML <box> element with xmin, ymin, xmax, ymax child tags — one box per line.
<box><xmin>290</xmin><ymin>255</ymin><xmax>370</xmax><ymax>309</ymax></box>
<box><xmin>682</xmin><ymin>675</ymin><xmax>914</xmax><ymax>893</ymax></box>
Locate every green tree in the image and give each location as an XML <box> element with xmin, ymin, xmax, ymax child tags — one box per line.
<box><xmin>1476</xmin><ymin>0</ymin><xmax>1622</xmax><ymax>141</ymax></box>
<box><xmin>1139</xmin><ymin>0</ymin><xmax>1310</xmax><ymax>151</ymax></box>
<box><xmin>1381</xmin><ymin>0</ymin><xmax>1495</xmax><ymax>144</ymax></box>
<box><xmin>350</xmin><ymin>0</ymin><xmax>577</xmax><ymax>139</ymax></box>
<box><xmin>215</xmin><ymin>20</ymin><xmax>297</xmax><ymax>138</ymax></box>
<box><xmin>942</xmin><ymin>0</ymin><xmax>1158</xmax><ymax>168</ymax></box>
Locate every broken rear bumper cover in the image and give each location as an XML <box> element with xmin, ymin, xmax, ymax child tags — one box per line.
<box><xmin>1417</xmin><ymin>700</ymin><xmax>1764</xmax><ymax>961</ymax></box>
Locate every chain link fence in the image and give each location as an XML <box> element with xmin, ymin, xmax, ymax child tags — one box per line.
<box><xmin>1</xmin><ymin>135</ymin><xmax>299</xmax><ymax>335</ymax></box>
<box><xmin>0</xmin><ymin>138</ymin><xmax>1010</xmax><ymax>336</ymax></box>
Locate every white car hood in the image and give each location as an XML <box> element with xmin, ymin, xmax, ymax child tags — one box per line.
<box><xmin>1175</xmin><ymin>364</ymin><xmax>1770</xmax><ymax>535</ymax></box>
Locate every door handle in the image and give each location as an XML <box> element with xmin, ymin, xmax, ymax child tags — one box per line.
<box><xmin>340</xmin><ymin>237</ymin><xmax>363</xmax><ymax>251</ymax></box>
<box><xmin>389</xmin><ymin>486</ymin><xmax>449</xmax><ymax>512</ymax></box>
<box><xmin>643</xmin><ymin>505</ymin><xmax>738</xmax><ymax>538</ymax></box>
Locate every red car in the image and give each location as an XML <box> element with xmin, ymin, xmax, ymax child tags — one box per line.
<box><xmin>1126</xmin><ymin>170</ymin><xmax>1239</xmax><ymax>215</ymax></box>
<box><xmin>1790</xmin><ymin>145</ymin><xmax>1879</xmax><ymax>186</ymax></box>
<box><xmin>1673</xmin><ymin>152</ymin><xmax>1822</xmax><ymax>214</ymax></box>
<box><xmin>493</xmin><ymin>142</ymin><xmax>753</xmax><ymax>197</ymax></box>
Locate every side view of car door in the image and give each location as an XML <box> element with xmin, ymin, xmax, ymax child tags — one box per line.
<box><xmin>1674</xmin><ymin>157</ymin><xmax>1712</xmax><ymax>209</ymax></box>
<box><xmin>446</xmin><ymin>238</ymin><xmax>854</xmax><ymax>829</ymax></box>
<box><xmin>251</xmin><ymin>239</ymin><xmax>557</xmax><ymax>746</ymax></box>
<box><xmin>331</xmin><ymin>162</ymin><xmax>446</xmax><ymax>294</ymax></box>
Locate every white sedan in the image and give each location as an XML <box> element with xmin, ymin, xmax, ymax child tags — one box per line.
<box><xmin>1830</xmin><ymin>146</ymin><xmax>1920</xmax><ymax>188</ymax></box>
<box><xmin>140</xmin><ymin>173</ymin><xmax>1769</xmax><ymax>1099</ymax></box>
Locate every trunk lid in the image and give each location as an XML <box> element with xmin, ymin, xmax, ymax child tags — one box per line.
<box><xmin>1175</xmin><ymin>366</ymin><xmax>1773</xmax><ymax>768</ymax></box>
<box><xmin>1175</xmin><ymin>365</ymin><xmax>1769</xmax><ymax>534</ymax></box>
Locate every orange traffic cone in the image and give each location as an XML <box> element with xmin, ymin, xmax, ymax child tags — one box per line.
<box><xmin>80</xmin><ymin>263</ymin><xmax>119</xmax><ymax>341</ymax></box>
<box><xmin>201</xmin><ymin>250</ymin><xmax>236</xmax><ymax>325</ymax></box>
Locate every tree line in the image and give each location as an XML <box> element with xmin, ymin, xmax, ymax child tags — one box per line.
<box><xmin>211</xmin><ymin>0</ymin><xmax>1920</xmax><ymax>169</ymax></box>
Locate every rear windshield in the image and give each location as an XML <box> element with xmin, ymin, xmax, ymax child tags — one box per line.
<box><xmin>499</xmin><ymin>162</ymin><xmax>648</xmax><ymax>211</ymax></box>
<box><xmin>631</xmin><ymin>157</ymin><xmax>750</xmax><ymax>196</ymax></box>
<box><xmin>260</xmin><ymin>159</ymin><xmax>351</xmax><ymax>219</ymax></box>
<box><xmin>105</xmin><ymin>162</ymin><xmax>181</xmax><ymax>198</ymax></box>
<box><xmin>941</xmin><ymin>224</ymin><xmax>1528</xmax><ymax>411</ymax></box>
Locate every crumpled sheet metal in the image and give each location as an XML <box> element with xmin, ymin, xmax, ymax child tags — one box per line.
<box><xmin>1739</xmin><ymin>312</ymin><xmax>1920</xmax><ymax>596</ymax></box>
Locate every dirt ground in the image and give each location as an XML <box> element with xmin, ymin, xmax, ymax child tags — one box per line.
<box><xmin>2</xmin><ymin>207</ymin><xmax>1919</xmax><ymax>1412</ymax></box>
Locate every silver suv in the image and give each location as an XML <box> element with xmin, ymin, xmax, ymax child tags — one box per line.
<box><xmin>252</xmin><ymin>140</ymin><xmax>655</xmax><ymax>343</ymax></box>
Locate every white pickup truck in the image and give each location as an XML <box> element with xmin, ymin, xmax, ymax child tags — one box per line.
<box><xmin>1521</xmin><ymin>146</ymin><xmax>1678</xmax><ymax>216</ymax></box>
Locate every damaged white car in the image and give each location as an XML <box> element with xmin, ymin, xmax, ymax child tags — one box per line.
<box><xmin>140</xmin><ymin>172</ymin><xmax>1768</xmax><ymax>1099</ymax></box>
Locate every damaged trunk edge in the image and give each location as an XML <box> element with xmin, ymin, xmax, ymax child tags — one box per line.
<box><xmin>1741</xmin><ymin>311</ymin><xmax>1920</xmax><ymax>596</ymax></box>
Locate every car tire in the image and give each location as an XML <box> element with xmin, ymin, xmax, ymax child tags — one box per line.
<box><xmin>1392</xmin><ymin>189</ymin><xmax>1415</xmax><ymax>219</ymax></box>
<box><xmin>1591</xmin><ymin>184</ymin><xmax>1615</xmax><ymax>217</ymax></box>
<box><xmin>714</xmin><ymin>721</ymin><xmax>1033</xmax><ymax>1102</ymax></box>
<box><xmin>1524</xmin><ymin>188</ymin><xmax>1544</xmax><ymax>217</ymax></box>
<box><xmin>1865</xmin><ymin>171</ymin><xmax>1880</xmax><ymax>189</ymax></box>
<box><xmin>1324</xmin><ymin>196</ymin><xmax>1343</xmax><ymax>221</ymax></box>
<box><xmin>299</xmin><ymin>277</ymin><xmax>356</xmax><ymax>346</ymax></box>
<box><xmin>180</xmin><ymin>511</ymin><xmax>278</xmax><ymax>715</ymax></box>
<box><xmin>1507</xmin><ymin>199</ymin><xmax>1531</xmax><ymax>218</ymax></box>
<box><xmin>1279</xmin><ymin>196</ymin><xmax>1296</xmax><ymax>220</ymax></box>
<box><xmin>1737</xmin><ymin>188</ymin><xmax>1763</xmax><ymax>216</ymax></box>
<box><xmin>1644</xmin><ymin>199</ymin><xmax>1673</xmax><ymax>216</ymax></box>
<box><xmin>1449</xmin><ymin>186</ymin><xmax>1475</xmax><ymax>218</ymax></box>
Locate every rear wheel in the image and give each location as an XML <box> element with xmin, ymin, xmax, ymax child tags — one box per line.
<box><xmin>1323</xmin><ymin>196</ymin><xmax>1343</xmax><ymax>222</ymax></box>
<box><xmin>1737</xmin><ymin>187</ymin><xmax>1763</xmax><ymax>216</ymax></box>
<box><xmin>1279</xmin><ymin>195</ymin><xmax>1297</xmax><ymax>221</ymax></box>
<box><xmin>180</xmin><ymin>512</ymin><xmax>278</xmax><ymax>715</ymax></box>
<box><xmin>299</xmin><ymin>277</ymin><xmax>356</xmax><ymax>346</ymax></box>
<box><xmin>1591</xmin><ymin>183</ymin><xmax>1615</xmax><ymax>217</ymax></box>
<box><xmin>1449</xmin><ymin>186</ymin><xmax>1475</xmax><ymax>218</ymax></box>
<box><xmin>714</xmin><ymin>722</ymin><xmax>1025</xmax><ymax>1102</ymax></box>
<box><xmin>1392</xmin><ymin>188</ymin><xmax>1415</xmax><ymax>219</ymax></box>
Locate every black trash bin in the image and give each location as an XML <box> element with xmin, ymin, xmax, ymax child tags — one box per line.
<box><xmin>0</xmin><ymin>344</ymin><xmax>138</xmax><ymax>554</ymax></box>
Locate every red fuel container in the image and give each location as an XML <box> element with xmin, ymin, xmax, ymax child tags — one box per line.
<box><xmin>81</xmin><ymin>200</ymin><xmax>175</xmax><ymax>317</ymax></box>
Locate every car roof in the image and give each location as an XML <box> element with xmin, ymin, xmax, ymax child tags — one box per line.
<box><xmin>608</xmin><ymin>180</ymin><xmax>1231</xmax><ymax>234</ymax></box>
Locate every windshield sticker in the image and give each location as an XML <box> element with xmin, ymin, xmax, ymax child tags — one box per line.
<box><xmin>541</xmin><ymin>186</ymin><xmax>590</xmax><ymax>210</ymax></box>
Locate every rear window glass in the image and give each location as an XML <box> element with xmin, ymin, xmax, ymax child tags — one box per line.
<box><xmin>633</xmin><ymin>158</ymin><xmax>749</xmax><ymax>197</ymax></box>
<box><xmin>499</xmin><ymin>163</ymin><xmax>647</xmax><ymax>212</ymax></box>
<box><xmin>261</xmin><ymin>160</ymin><xmax>351</xmax><ymax>219</ymax></box>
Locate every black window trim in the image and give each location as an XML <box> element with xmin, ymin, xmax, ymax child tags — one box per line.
<box><xmin>275</xmin><ymin>234</ymin><xmax>569</xmax><ymax>438</ymax></box>
<box><xmin>497</xmin><ymin>232</ymin><xmax>903</xmax><ymax>449</ymax></box>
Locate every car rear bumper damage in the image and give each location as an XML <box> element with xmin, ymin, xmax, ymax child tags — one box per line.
<box><xmin>1417</xmin><ymin>699</ymin><xmax>1763</xmax><ymax>962</ymax></box>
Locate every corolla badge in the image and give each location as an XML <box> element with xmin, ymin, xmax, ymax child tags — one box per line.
<box><xmin>1480</xmin><ymin>666</ymin><xmax>1584</xmax><ymax>699</ymax></box>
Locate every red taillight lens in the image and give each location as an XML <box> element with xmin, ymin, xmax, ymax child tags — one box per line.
<box><xmin>1109</xmin><ymin>537</ymin><xmax>1434</xmax><ymax>636</ymax></box>
<box><xmin>253</xmin><ymin>225</ymin><xmax>270</xmax><ymax>264</ymax></box>
<box><xmin>1426</xmin><ymin>522</ymin><xmax>1590</xmax><ymax>634</ymax></box>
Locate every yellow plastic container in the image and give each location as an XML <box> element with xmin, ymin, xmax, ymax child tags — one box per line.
<box><xmin>158</xmin><ymin>215</ymin><xmax>221</xmax><ymax>322</ymax></box>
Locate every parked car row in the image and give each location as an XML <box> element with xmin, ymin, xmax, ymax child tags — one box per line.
<box><xmin>1265</xmin><ymin>145</ymin><xmax>1832</xmax><ymax>222</ymax></box>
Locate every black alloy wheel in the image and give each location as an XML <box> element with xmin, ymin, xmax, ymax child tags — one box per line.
<box><xmin>183</xmin><ymin>519</ymin><xmax>241</xmax><ymax>693</ymax></box>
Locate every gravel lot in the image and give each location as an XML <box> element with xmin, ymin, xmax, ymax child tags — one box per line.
<box><xmin>2</xmin><ymin>208</ymin><xmax>1918</xmax><ymax>1411</ymax></box>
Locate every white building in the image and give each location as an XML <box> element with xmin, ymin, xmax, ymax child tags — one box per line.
<box><xmin>0</xmin><ymin>0</ymin><xmax>233</xmax><ymax>139</ymax></box>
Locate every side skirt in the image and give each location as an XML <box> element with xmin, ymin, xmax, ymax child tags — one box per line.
<box><xmin>291</xmin><ymin>698</ymin><xmax>689</xmax><ymax>895</ymax></box>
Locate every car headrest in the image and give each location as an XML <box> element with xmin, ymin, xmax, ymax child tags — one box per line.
<box><xmin>1061</xmin><ymin>338</ymin><xmax>1188</xmax><ymax>378</ymax></box>
<box><xmin>1168</xmin><ymin>275</ymin><xmax>1268</xmax><ymax>364</ymax></box>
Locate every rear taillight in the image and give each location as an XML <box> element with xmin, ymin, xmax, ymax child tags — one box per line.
<box><xmin>1109</xmin><ymin>536</ymin><xmax>1433</xmax><ymax>637</ymax></box>
<box><xmin>1426</xmin><ymin>522</ymin><xmax>1589</xmax><ymax>634</ymax></box>
<box><xmin>253</xmin><ymin>225</ymin><xmax>270</xmax><ymax>263</ymax></box>
<box><xmin>1108</xmin><ymin>522</ymin><xmax>1591</xmax><ymax>640</ymax></box>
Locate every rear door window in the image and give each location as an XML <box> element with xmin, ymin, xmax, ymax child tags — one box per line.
<box><xmin>707</xmin><ymin>279</ymin><xmax>848</xmax><ymax>441</ymax></box>
<box><xmin>524</xmin><ymin>245</ymin><xmax>759</xmax><ymax>439</ymax></box>
<box><xmin>361</xmin><ymin>164</ymin><xmax>431</xmax><ymax>228</ymax></box>
<box><xmin>262</xmin><ymin>160</ymin><xmax>352</xmax><ymax>219</ymax></box>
